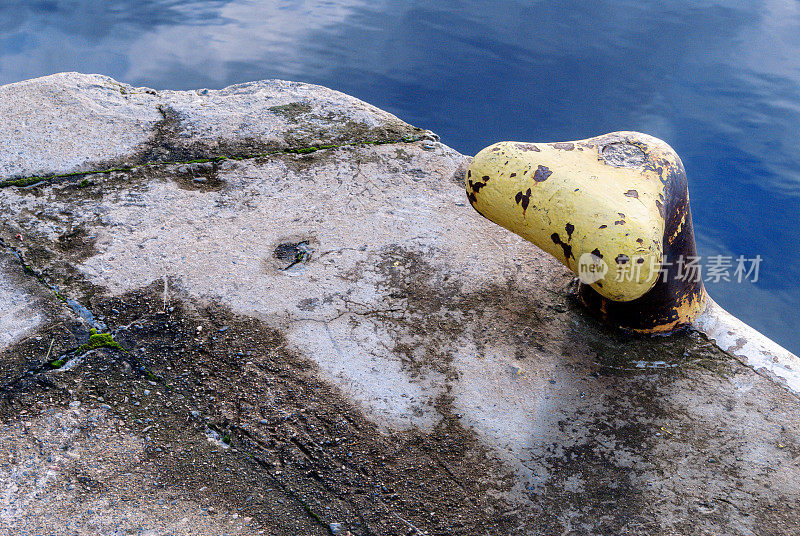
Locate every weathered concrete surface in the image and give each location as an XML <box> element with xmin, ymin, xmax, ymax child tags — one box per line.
<box><xmin>0</xmin><ymin>72</ymin><xmax>417</xmax><ymax>180</ymax></box>
<box><xmin>1</xmin><ymin>73</ymin><xmax>798</xmax><ymax>535</ymax></box>
<box><xmin>0</xmin><ymin>252</ymin><xmax>45</xmax><ymax>349</ymax></box>
<box><xmin>696</xmin><ymin>297</ymin><xmax>800</xmax><ymax>393</ymax></box>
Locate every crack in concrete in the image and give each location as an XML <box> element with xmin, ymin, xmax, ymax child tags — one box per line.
<box><xmin>0</xmin><ymin>134</ymin><xmax>427</xmax><ymax>389</ymax></box>
<box><xmin>0</xmin><ymin>236</ymin><xmax>104</xmax><ymax>331</ymax></box>
<box><xmin>0</xmin><ymin>136</ymin><xmax>425</xmax><ymax>189</ymax></box>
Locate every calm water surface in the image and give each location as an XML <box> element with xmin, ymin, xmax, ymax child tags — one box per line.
<box><xmin>1</xmin><ymin>1</ymin><xmax>798</xmax><ymax>353</ymax></box>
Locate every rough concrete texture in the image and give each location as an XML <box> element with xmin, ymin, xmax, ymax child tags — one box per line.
<box><xmin>0</xmin><ymin>72</ymin><xmax>416</xmax><ymax>180</ymax></box>
<box><xmin>1</xmin><ymin>73</ymin><xmax>798</xmax><ymax>535</ymax></box>
<box><xmin>0</xmin><ymin>253</ymin><xmax>44</xmax><ymax>349</ymax></box>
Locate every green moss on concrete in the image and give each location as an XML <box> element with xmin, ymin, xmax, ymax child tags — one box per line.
<box><xmin>77</xmin><ymin>328</ymin><xmax>126</xmax><ymax>355</ymax></box>
<box><xmin>0</xmin><ymin>136</ymin><xmax>423</xmax><ymax>190</ymax></box>
<box><xmin>145</xmin><ymin>369</ymin><xmax>161</xmax><ymax>382</ymax></box>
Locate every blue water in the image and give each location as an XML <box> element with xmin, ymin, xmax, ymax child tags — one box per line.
<box><xmin>1</xmin><ymin>1</ymin><xmax>798</xmax><ymax>353</ymax></box>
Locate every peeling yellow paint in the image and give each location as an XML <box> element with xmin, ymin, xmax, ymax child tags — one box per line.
<box><xmin>628</xmin><ymin>288</ymin><xmax>707</xmax><ymax>334</ymax></box>
<box><xmin>466</xmin><ymin>131</ymin><xmax>707</xmax><ymax>333</ymax></box>
<box><xmin>670</xmin><ymin>212</ymin><xmax>686</xmax><ymax>242</ymax></box>
<box><xmin>467</xmin><ymin>133</ymin><xmax>670</xmax><ymax>302</ymax></box>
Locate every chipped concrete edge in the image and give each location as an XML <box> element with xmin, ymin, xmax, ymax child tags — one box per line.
<box><xmin>693</xmin><ymin>297</ymin><xmax>800</xmax><ymax>395</ymax></box>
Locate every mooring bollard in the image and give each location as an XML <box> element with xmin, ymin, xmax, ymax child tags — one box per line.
<box><xmin>466</xmin><ymin>131</ymin><xmax>705</xmax><ymax>333</ymax></box>
<box><xmin>466</xmin><ymin>131</ymin><xmax>800</xmax><ymax>392</ymax></box>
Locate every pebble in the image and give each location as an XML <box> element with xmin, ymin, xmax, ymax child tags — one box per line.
<box><xmin>329</xmin><ymin>522</ymin><xmax>344</xmax><ymax>534</ymax></box>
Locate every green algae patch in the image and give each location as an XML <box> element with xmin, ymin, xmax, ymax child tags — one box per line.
<box><xmin>0</xmin><ymin>139</ymin><xmax>419</xmax><ymax>190</ymax></box>
<box><xmin>77</xmin><ymin>328</ymin><xmax>126</xmax><ymax>355</ymax></box>
<box><xmin>1</xmin><ymin>176</ymin><xmax>49</xmax><ymax>188</ymax></box>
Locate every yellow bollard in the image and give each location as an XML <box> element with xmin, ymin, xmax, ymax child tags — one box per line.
<box><xmin>466</xmin><ymin>131</ymin><xmax>706</xmax><ymax>333</ymax></box>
